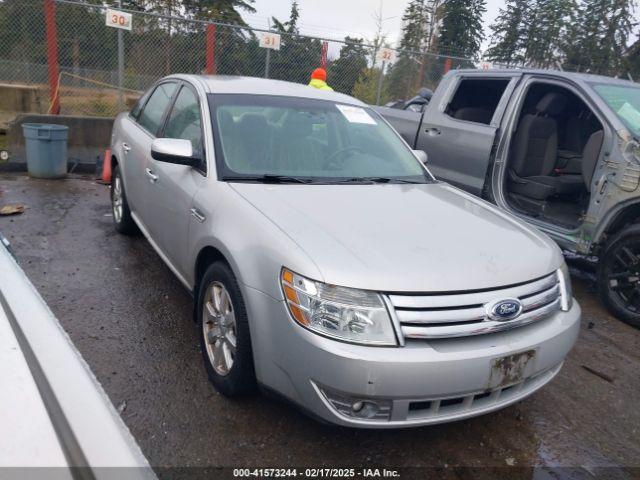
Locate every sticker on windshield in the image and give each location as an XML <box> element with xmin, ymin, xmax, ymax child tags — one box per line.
<box><xmin>336</xmin><ymin>104</ymin><xmax>377</xmax><ymax>125</ymax></box>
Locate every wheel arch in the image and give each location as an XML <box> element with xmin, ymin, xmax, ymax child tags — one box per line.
<box><xmin>110</xmin><ymin>152</ymin><xmax>119</xmax><ymax>171</ymax></box>
<box><xmin>598</xmin><ymin>201</ymin><xmax>640</xmax><ymax>247</ymax></box>
<box><xmin>194</xmin><ymin>245</ymin><xmax>232</xmax><ymax>293</ymax></box>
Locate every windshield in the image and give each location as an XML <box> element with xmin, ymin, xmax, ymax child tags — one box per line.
<box><xmin>208</xmin><ymin>94</ymin><xmax>432</xmax><ymax>184</ymax></box>
<box><xmin>592</xmin><ymin>83</ymin><xmax>640</xmax><ymax>137</ymax></box>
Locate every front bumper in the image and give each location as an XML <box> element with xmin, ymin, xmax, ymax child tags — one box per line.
<box><xmin>244</xmin><ymin>286</ymin><xmax>581</xmax><ymax>428</ymax></box>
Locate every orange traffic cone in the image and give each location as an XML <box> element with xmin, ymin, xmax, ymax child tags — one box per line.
<box><xmin>101</xmin><ymin>149</ymin><xmax>112</xmax><ymax>184</ymax></box>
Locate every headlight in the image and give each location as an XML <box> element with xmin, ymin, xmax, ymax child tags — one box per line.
<box><xmin>280</xmin><ymin>268</ymin><xmax>397</xmax><ymax>346</ymax></box>
<box><xmin>557</xmin><ymin>263</ymin><xmax>573</xmax><ymax>311</ymax></box>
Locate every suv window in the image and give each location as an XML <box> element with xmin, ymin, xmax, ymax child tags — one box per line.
<box><xmin>446</xmin><ymin>78</ymin><xmax>510</xmax><ymax>125</ymax></box>
<box><xmin>163</xmin><ymin>86</ymin><xmax>202</xmax><ymax>156</ymax></box>
<box><xmin>138</xmin><ymin>83</ymin><xmax>177</xmax><ymax>135</ymax></box>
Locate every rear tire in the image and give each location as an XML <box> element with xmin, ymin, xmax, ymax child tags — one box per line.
<box><xmin>110</xmin><ymin>165</ymin><xmax>138</xmax><ymax>235</ymax></box>
<box><xmin>598</xmin><ymin>225</ymin><xmax>640</xmax><ymax>329</ymax></box>
<box><xmin>197</xmin><ymin>262</ymin><xmax>256</xmax><ymax>396</ymax></box>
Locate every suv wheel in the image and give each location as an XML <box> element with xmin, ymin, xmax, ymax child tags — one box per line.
<box><xmin>110</xmin><ymin>165</ymin><xmax>138</xmax><ymax>235</ymax></box>
<box><xmin>598</xmin><ymin>225</ymin><xmax>640</xmax><ymax>328</ymax></box>
<box><xmin>197</xmin><ymin>262</ymin><xmax>256</xmax><ymax>396</ymax></box>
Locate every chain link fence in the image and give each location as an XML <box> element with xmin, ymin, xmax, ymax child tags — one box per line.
<box><xmin>0</xmin><ymin>0</ymin><xmax>476</xmax><ymax>120</ymax></box>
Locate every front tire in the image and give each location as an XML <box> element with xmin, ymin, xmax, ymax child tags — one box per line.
<box><xmin>197</xmin><ymin>262</ymin><xmax>256</xmax><ymax>396</ymax></box>
<box><xmin>110</xmin><ymin>165</ymin><xmax>138</xmax><ymax>235</ymax></box>
<box><xmin>598</xmin><ymin>225</ymin><xmax>640</xmax><ymax>328</ymax></box>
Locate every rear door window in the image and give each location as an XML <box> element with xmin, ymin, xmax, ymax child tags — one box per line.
<box><xmin>137</xmin><ymin>82</ymin><xmax>177</xmax><ymax>135</ymax></box>
<box><xmin>446</xmin><ymin>79</ymin><xmax>510</xmax><ymax>125</ymax></box>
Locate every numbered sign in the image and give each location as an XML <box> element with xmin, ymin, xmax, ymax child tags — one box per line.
<box><xmin>105</xmin><ymin>8</ymin><xmax>132</xmax><ymax>31</ymax></box>
<box><xmin>376</xmin><ymin>48</ymin><xmax>396</xmax><ymax>63</ymax></box>
<box><xmin>259</xmin><ymin>32</ymin><xmax>281</xmax><ymax>50</ymax></box>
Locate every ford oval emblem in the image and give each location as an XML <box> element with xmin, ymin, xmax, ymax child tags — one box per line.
<box><xmin>487</xmin><ymin>298</ymin><xmax>523</xmax><ymax>321</ymax></box>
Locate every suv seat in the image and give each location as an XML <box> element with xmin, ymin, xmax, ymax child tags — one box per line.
<box><xmin>509</xmin><ymin>93</ymin><xmax>567</xmax><ymax>200</ymax></box>
<box><xmin>530</xmin><ymin>129</ymin><xmax>604</xmax><ymax>196</ymax></box>
<box><xmin>581</xmin><ymin>130</ymin><xmax>605</xmax><ymax>192</ymax></box>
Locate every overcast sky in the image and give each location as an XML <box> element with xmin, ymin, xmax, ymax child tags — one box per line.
<box><xmin>241</xmin><ymin>0</ymin><xmax>503</xmax><ymax>50</ymax></box>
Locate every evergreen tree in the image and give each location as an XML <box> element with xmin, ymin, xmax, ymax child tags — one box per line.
<box><xmin>271</xmin><ymin>0</ymin><xmax>299</xmax><ymax>34</ymax></box>
<box><xmin>329</xmin><ymin>37</ymin><xmax>368</xmax><ymax>95</ymax></box>
<box><xmin>385</xmin><ymin>0</ymin><xmax>431</xmax><ymax>99</ymax></box>
<box><xmin>352</xmin><ymin>67</ymin><xmax>390</xmax><ymax>104</ymax></box>
<box><xmin>181</xmin><ymin>0</ymin><xmax>256</xmax><ymax>77</ymax></box>
<box><xmin>269</xmin><ymin>2</ymin><xmax>322</xmax><ymax>84</ymax></box>
<box><xmin>523</xmin><ymin>0</ymin><xmax>574</xmax><ymax>68</ymax></box>
<box><xmin>438</xmin><ymin>0</ymin><xmax>486</xmax><ymax>60</ymax></box>
<box><xmin>563</xmin><ymin>0</ymin><xmax>636</xmax><ymax>75</ymax></box>
<box><xmin>484</xmin><ymin>0</ymin><xmax>528</xmax><ymax>65</ymax></box>
<box><xmin>183</xmin><ymin>0</ymin><xmax>256</xmax><ymax>25</ymax></box>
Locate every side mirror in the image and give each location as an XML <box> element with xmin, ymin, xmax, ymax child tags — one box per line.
<box><xmin>151</xmin><ymin>138</ymin><xmax>199</xmax><ymax>167</ymax></box>
<box><xmin>418</xmin><ymin>87</ymin><xmax>434</xmax><ymax>101</ymax></box>
<box><xmin>413</xmin><ymin>149</ymin><xmax>428</xmax><ymax>164</ymax></box>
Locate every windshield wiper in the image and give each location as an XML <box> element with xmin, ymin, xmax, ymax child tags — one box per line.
<box><xmin>224</xmin><ymin>175</ymin><xmax>426</xmax><ymax>185</ymax></box>
<box><xmin>223</xmin><ymin>174</ymin><xmax>315</xmax><ymax>184</ymax></box>
<box><xmin>364</xmin><ymin>177</ymin><xmax>425</xmax><ymax>184</ymax></box>
<box><xmin>323</xmin><ymin>177</ymin><xmax>425</xmax><ymax>184</ymax></box>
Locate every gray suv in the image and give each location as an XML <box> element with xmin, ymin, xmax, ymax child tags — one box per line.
<box><xmin>109</xmin><ymin>75</ymin><xmax>580</xmax><ymax>427</ymax></box>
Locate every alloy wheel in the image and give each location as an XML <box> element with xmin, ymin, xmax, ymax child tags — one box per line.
<box><xmin>202</xmin><ymin>281</ymin><xmax>237</xmax><ymax>376</ymax></box>
<box><xmin>112</xmin><ymin>175</ymin><xmax>123</xmax><ymax>223</ymax></box>
<box><xmin>605</xmin><ymin>241</ymin><xmax>640</xmax><ymax>313</ymax></box>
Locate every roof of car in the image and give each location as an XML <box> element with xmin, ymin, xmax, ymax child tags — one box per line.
<box><xmin>452</xmin><ymin>68</ymin><xmax>638</xmax><ymax>87</ymax></box>
<box><xmin>170</xmin><ymin>74</ymin><xmax>367</xmax><ymax>106</ymax></box>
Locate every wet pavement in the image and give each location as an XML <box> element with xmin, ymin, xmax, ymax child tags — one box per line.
<box><xmin>1</xmin><ymin>173</ymin><xmax>639</xmax><ymax>477</ymax></box>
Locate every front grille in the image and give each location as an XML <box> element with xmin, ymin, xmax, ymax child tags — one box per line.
<box><xmin>387</xmin><ymin>273</ymin><xmax>561</xmax><ymax>339</ymax></box>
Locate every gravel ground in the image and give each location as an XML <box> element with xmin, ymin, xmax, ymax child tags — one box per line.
<box><xmin>1</xmin><ymin>173</ymin><xmax>638</xmax><ymax>479</ymax></box>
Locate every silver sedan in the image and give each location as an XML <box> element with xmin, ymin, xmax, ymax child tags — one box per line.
<box><xmin>109</xmin><ymin>75</ymin><xmax>580</xmax><ymax>427</ymax></box>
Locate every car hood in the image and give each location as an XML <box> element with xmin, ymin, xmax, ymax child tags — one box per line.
<box><xmin>230</xmin><ymin>182</ymin><xmax>562</xmax><ymax>292</ymax></box>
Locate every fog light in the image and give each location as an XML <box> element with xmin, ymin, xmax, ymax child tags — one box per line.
<box><xmin>316</xmin><ymin>384</ymin><xmax>392</xmax><ymax>421</ymax></box>
<box><xmin>351</xmin><ymin>400</ymin><xmax>380</xmax><ymax>419</ymax></box>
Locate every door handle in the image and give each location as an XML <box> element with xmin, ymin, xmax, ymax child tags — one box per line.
<box><xmin>145</xmin><ymin>168</ymin><xmax>158</xmax><ymax>183</ymax></box>
<box><xmin>425</xmin><ymin>127</ymin><xmax>441</xmax><ymax>136</ymax></box>
<box><xmin>122</xmin><ymin>142</ymin><xmax>131</xmax><ymax>153</ymax></box>
<box><xmin>190</xmin><ymin>207</ymin><xmax>206</xmax><ymax>223</ymax></box>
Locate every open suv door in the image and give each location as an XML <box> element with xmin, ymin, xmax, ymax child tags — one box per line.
<box><xmin>416</xmin><ymin>73</ymin><xmax>519</xmax><ymax>195</ymax></box>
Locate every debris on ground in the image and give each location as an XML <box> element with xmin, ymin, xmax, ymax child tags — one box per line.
<box><xmin>117</xmin><ymin>401</ymin><xmax>127</xmax><ymax>414</ymax></box>
<box><xmin>0</xmin><ymin>204</ymin><xmax>25</xmax><ymax>216</ymax></box>
<box><xmin>581</xmin><ymin>365</ymin><xmax>614</xmax><ymax>383</ymax></box>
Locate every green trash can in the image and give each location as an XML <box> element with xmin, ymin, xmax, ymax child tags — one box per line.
<box><xmin>22</xmin><ymin>123</ymin><xmax>69</xmax><ymax>179</ymax></box>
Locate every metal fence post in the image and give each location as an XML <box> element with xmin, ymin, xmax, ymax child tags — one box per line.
<box><xmin>117</xmin><ymin>0</ymin><xmax>125</xmax><ymax>110</ymax></box>
<box><xmin>44</xmin><ymin>0</ymin><xmax>60</xmax><ymax>114</ymax></box>
<box><xmin>375</xmin><ymin>61</ymin><xmax>385</xmax><ymax>105</ymax></box>
<box><xmin>264</xmin><ymin>20</ymin><xmax>271</xmax><ymax>79</ymax></box>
